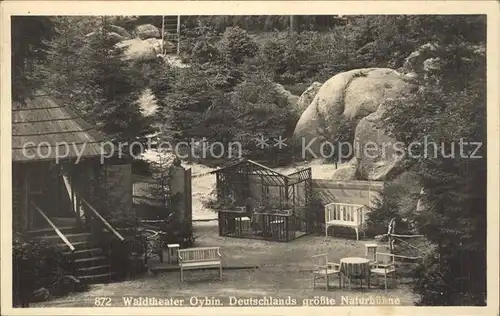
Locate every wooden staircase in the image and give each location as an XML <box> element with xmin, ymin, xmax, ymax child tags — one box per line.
<box><xmin>28</xmin><ymin>227</ymin><xmax>116</xmax><ymax>284</ymax></box>
<box><xmin>162</xmin><ymin>15</ymin><xmax>180</xmax><ymax>55</ymax></box>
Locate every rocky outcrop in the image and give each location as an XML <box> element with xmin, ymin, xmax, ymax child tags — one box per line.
<box><xmin>353</xmin><ymin>101</ymin><xmax>406</xmax><ymax>181</ymax></box>
<box><xmin>293</xmin><ymin>69</ymin><xmax>370</xmax><ymax>155</ymax></box>
<box><xmin>117</xmin><ymin>38</ymin><xmax>165</xmax><ymax>60</ymax></box>
<box><xmin>293</xmin><ymin>68</ymin><xmax>416</xmax><ymax>180</ymax></box>
<box><xmin>403</xmin><ymin>42</ymin><xmax>442</xmax><ymax>74</ymax></box>
<box><xmin>273</xmin><ymin>83</ymin><xmax>300</xmax><ymax>108</ymax></box>
<box><xmin>106</xmin><ymin>24</ymin><xmax>132</xmax><ymax>39</ymax></box>
<box><xmin>329</xmin><ymin>157</ymin><xmax>358</xmax><ymax>180</ymax></box>
<box><xmin>295</xmin><ymin>81</ymin><xmax>322</xmax><ymax>116</ymax></box>
<box><xmin>135</xmin><ymin>24</ymin><xmax>160</xmax><ymax>40</ymax></box>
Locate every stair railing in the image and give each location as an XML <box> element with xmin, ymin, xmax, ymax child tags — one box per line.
<box><xmin>30</xmin><ymin>201</ymin><xmax>75</xmax><ymax>251</ymax></box>
<box><xmin>31</xmin><ymin>201</ymin><xmax>76</xmax><ymax>275</ymax></box>
<box><xmin>77</xmin><ymin>195</ymin><xmax>125</xmax><ymax>242</ymax></box>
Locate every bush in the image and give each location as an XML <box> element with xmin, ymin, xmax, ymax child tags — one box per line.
<box><xmin>219</xmin><ymin>26</ymin><xmax>258</xmax><ymax>64</ymax></box>
<box><xmin>307</xmin><ymin>194</ymin><xmax>325</xmax><ymax>233</ymax></box>
<box><xmin>191</xmin><ymin>40</ymin><xmax>220</xmax><ymax>64</ymax></box>
<box><xmin>198</xmin><ymin>73</ymin><xmax>296</xmax><ymax>163</ymax></box>
<box><xmin>413</xmin><ymin>249</ymin><xmax>486</xmax><ymax>305</ymax></box>
<box><xmin>180</xmin><ymin>21</ymin><xmax>221</xmax><ymax>57</ymax></box>
<box><xmin>365</xmin><ymin>172</ymin><xmax>421</xmax><ymax>236</ymax></box>
<box><xmin>259</xmin><ymin>31</ymin><xmax>352</xmax><ymax>85</ymax></box>
<box><xmin>13</xmin><ymin>234</ymin><xmax>76</xmax><ymax>306</ymax></box>
<box><xmin>95</xmin><ymin>231</ymin><xmax>147</xmax><ymax>280</ymax></box>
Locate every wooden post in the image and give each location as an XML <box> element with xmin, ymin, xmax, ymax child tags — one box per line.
<box><xmin>387</xmin><ymin>218</ymin><xmax>396</xmax><ymax>253</ymax></box>
<box><xmin>161</xmin><ymin>15</ymin><xmax>165</xmax><ymax>56</ymax></box>
<box><xmin>176</xmin><ymin>15</ymin><xmax>181</xmax><ymax>55</ymax></box>
<box><xmin>169</xmin><ymin>163</ymin><xmax>186</xmax><ymax>225</ymax></box>
<box><xmin>290</xmin><ymin>15</ymin><xmax>297</xmax><ymax>32</ymax></box>
<box><xmin>70</xmin><ymin>171</ymin><xmax>76</xmax><ymax>216</ymax></box>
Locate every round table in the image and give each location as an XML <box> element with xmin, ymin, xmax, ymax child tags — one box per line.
<box><xmin>340</xmin><ymin>257</ymin><xmax>371</xmax><ymax>289</ymax></box>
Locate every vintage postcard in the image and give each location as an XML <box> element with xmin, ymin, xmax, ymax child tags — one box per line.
<box><xmin>1</xmin><ymin>1</ymin><xmax>499</xmax><ymax>315</ymax></box>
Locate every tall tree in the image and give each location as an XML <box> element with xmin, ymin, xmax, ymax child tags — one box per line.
<box><xmin>45</xmin><ymin>16</ymin><xmax>153</xmax><ymax>149</ymax></box>
<box><xmin>382</xmin><ymin>40</ymin><xmax>486</xmax><ymax>305</ymax></box>
<box><xmin>11</xmin><ymin>16</ymin><xmax>56</xmax><ymax>102</ymax></box>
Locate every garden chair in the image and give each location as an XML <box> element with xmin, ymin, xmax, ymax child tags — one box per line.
<box><xmin>312</xmin><ymin>254</ymin><xmax>341</xmax><ymax>290</ymax></box>
<box><xmin>369</xmin><ymin>252</ymin><xmax>396</xmax><ymax>291</ymax></box>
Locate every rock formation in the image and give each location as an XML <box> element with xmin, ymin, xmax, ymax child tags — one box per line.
<box><xmin>135</xmin><ymin>24</ymin><xmax>160</xmax><ymax>40</ymax></box>
<box><xmin>293</xmin><ymin>68</ymin><xmax>416</xmax><ymax>180</ymax></box>
<box><xmin>295</xmin><ymin>81</ymin><xmax>322</xmax><ymax>116</ymax></box>
<box><xmin>116</xmin><ymin>38</ymin><xmax>162</xmax><ymax>60</ymax></box>
<box><xmin>273</xmin><ymin>83</ymin><xmax>300</xmax><ymax>108</ymax></box>
<box><xmin>352</xmin><ymin>101</ymin><xmax>405</xmax><ymax>181</ymax></box>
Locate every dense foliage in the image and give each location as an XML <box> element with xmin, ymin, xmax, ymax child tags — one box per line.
<box><xmin>13</xmin><ymin>234</ymin><xmax>75</xmax><ymax>306</ymax></box>
<box><xmin>380</xmin><ymin>41</ymin><xmax>486</xmax><ymax>305</ymax></box>
<box><xmin>11</xmin><ymin>17</ymin><xmax>56</xmax><ymax>102</ymax></box>
<box><xmin>46</xmin><ymin>17</ymin><xmax>154</xmax><ymax>149</ymax></box>
<box><xmin>365</xmin><ymin>171</ymin><xmax>422</xmax><ymax>236</ymax></box>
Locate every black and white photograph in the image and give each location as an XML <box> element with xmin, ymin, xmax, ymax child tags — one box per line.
<box><xmin>1</xmin><ymin>1</ymin><xmax>499</xmax><ymax>314</ymax></box>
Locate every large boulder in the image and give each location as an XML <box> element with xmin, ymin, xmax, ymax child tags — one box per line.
<box><xmin>105</xmin><ymin>24</ymin><xmax>132</xmax><ymax>39</ymax></box>
<box><xmin>293</xmin><ymin>68</ymin><xmax>415</xmax><ymax>158</ymax></box>
<box><xmin>330</xmin><ymin>157</ymin><xmax>358</xmax><ymax>180</ymax></box>
<box><xmin>117</xmin><ymin>38</ymin><xmax>163</xmax><ymax>60</ymax></box>
<box><xmin>295</xmin><ymin>81</ymin><xmax>322</xmax><ymax>116</ymax></box>
<box><xmin>403</xmin><ymin>42</ymin><xmax>442</xmax><ymax>73</ymax></box>
<box><xmin>353</xmin><ymin>103</ymin><xmax>405</xmax><ymax>180</ymax></box>
<box><xmin>293</xmin><ymin>68</ymin><xmax>416</xmax><ymax>180</ymax></box>
<box><xmin>135</xmin><ymin>24</ymin><xmax>160</xmax><ymax>40</ymax></box>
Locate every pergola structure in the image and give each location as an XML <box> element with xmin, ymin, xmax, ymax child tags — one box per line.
<box><xmin>211</xmin><ymin>159</ymin><xmax>313</xmax><ymax>242</ymax></box>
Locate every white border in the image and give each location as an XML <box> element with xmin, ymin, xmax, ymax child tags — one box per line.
<box><xmin>1</xmin><ymin>1</ymin><xmax>499</xmax><ymax>315</ymax></box>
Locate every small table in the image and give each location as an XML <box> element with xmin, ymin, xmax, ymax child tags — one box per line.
<box><xmin>340</xmin><ymin>257</ymin><xmax>371</xmax><ymax>289</ymax></box>
<box><xmin>235</xmin><ymin>216</ymin><xmax>251</xmax><ymax>235</ymax></box>
<box><xmin>167</xmin><ymin>244</ymin><xmax>180</xmax><ymax>264</ymax></box>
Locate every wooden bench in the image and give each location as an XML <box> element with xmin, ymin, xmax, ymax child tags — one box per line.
<box><xmin>325</xmin><ymin>203</ymin><xmax>367</xmax><ymax>241</ymax></box>
<box><xmin>178</xmin><ymin>247</ymin><xmax>222</xmax><ymax>282</ymax></box>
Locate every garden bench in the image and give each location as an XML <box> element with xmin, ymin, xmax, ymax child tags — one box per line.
<box><xmin>325</xmin><ymin>202</ymin><xmax>367</xmax><ymax>241</ymax></box>
<box><xmin>178</xmin><ymin>247</ymin><xmax>222</xmax><ymax>282</ymax></box>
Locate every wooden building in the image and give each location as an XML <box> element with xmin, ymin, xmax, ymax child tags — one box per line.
<box><xmin>12</xmin><ymin>93</ymin><xmax>132</xmax><ymax>283</ymax></box>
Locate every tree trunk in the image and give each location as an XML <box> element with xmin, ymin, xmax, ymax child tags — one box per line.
<box><xmin>290</xmin><ymin>15</ymin><xmax>300</xmax><ymax>33</ymax></box>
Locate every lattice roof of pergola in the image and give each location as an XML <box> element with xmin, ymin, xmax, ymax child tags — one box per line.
<box><xmin>210</xmin><ymin>159</ymin><xmax>311</xmax><ymax>186</ymax></box>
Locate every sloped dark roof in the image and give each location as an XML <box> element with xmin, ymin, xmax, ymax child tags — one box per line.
<box><xmin>12</xmin><ymin>94</ymin><xmax>111</xmax><ymax>162</ymax></box>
